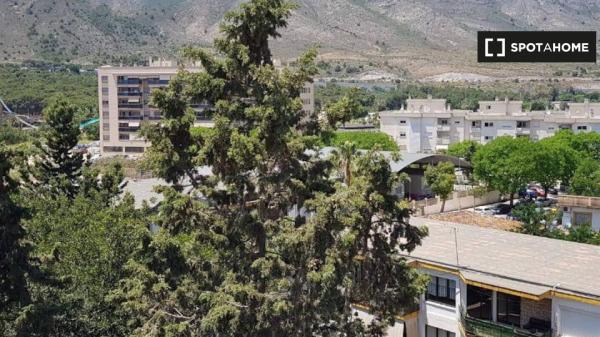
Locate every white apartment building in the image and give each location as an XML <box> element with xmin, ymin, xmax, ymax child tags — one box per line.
<box><xmin>380</xmin><ymin>96</ymin><xmax>600</xmax><ymax>153</ymax></box>
<box><xmin>359</xmin><ymin>217</ymin><xmax>600</xmax><ymax>337</ymax></box>
<box><xmin>97</xmin><ymin>65</ymin><xmax>314</xmax><ymax>157</ymax></box>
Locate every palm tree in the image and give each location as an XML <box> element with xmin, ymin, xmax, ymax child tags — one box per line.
<box><xmin>331</xmin><ymin>141</ymin><xmax>357</xmax><ymax>185</ymax></box>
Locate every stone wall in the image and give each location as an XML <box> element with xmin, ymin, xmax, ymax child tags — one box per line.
<box><xmin>521</xmin><ymin>298</ymin><xmax>552</xmax><ymax>327</ymax></box>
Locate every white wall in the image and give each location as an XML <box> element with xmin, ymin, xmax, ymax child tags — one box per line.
<box><xmin>418</xmin><ymin>269</ymin><xmax>462</xmax><ymax>337</ymax></box>
<box><xmin>552</xmin><ymin>297</ymin><xmax>600</xmax><ymax>337</ymax></box>
<box><xmin>562</xmin><ymin>207</ymin><xmax>600</xmax><ymax>231</ymax></box>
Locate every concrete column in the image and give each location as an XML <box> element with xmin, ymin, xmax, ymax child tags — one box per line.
<box><xmin>492</xmin><ymin>291</ymin><xmax>498</xmax><ymax>322</ymax></box>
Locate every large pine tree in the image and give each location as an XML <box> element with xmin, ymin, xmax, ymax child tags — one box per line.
<box><xmin>32</xmin><ymin>96</ymin><xmax>83</xmax><ymax>198</ymax></box>
<box><xmin>0</xmin><ymin>145</ymin><xmax>36</xmax><ymax>336</ymax></box>
<box><xmin>114</xmin><ymin>1</ymin><xmax>428</xmax><ymax>336</ymax></box>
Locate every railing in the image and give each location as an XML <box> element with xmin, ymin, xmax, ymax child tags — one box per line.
<box><xmin>147</xmin><ymin>79</ymin><xmax>169</xmax><ymax>85</ymax></box>
<box><xmin>118</xmin><ymin>92</ymin><xmax>142</xmax><ymax>96</ymax></box>
<box><xmin>118</xmin><ymin>104</ymin><xmax>143</xmax><ymax>109</ymax></box>
<box><xmin>119</xmin><ymin>116</ymin><xmax>143</xmax><ymax>120</ymax></box>
<box><xmin>464</xmin><ymin>316</ymin><xmax>551</xmax><ymax>337</ymax></box>
<box><xmin>117</xmin><ymin>79</ymin><xmax>141</xmax><ymax>85</ymax></box>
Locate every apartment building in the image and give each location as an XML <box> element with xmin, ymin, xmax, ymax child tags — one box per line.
<box><xmin>97</xmin><ymin>64</ymin><xmax>314</xmax><ymax>157</ymax></box>
<box><xmin>380</xmin><ymin>96</ymin><xmax>600</xmax><ymax>153</ymax></box>
<box><xmin>360</xmin><ymin>218</ymin><xmax>600</xmax><ymax>337</ymax></box>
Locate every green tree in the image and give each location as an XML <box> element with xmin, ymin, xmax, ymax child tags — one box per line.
<box><xmin>570</xmin><ymin>158</ymin><xmax>600</xmax><ymax>196</ymax></box>
<box><xmin>324</xmin><ymin>89</ymin><xmax>366</xmax><ymax>127</ymax></box>
<box><xmin>116</xmin><ymin>1</ymin><xmax>427</xmax><ymax>336</ymax></box>
<box><xmin>31</xmin><ymin>96</ymin><xmax>83</xmax><ymax>198</ymax></box>
<box><xmin>473</xmin><ymin>136</ymin><xmax>535</xmax><ymax>206</ymax></box>
<box><xmin>447</xmin><ymin>140</ymin><xmax>481</xmax><ymax>162</ymax></box>
<box><xmin>0</xmin><ymin>145</ymin><xmax>33</xmax><ymax>336</ymax></box>
<box><xmin>424</xmin><ymin>162</ymin><xmax>456</xmax><ymax>213</ymax></box>
<box><xmin>530</xmin><ymin>141</ymin><xmax>563</xmax><ymax>198</ymax></box>
<box><xmin>331</xmin><ymin>141</ymin><xmax>357</xmax><ymax>184</ymax></box>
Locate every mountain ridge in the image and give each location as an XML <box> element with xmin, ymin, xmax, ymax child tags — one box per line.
<box><xmin>1</xmin><ymin>0</ymin><xmax>598</xmax><ymax>78</ymax></box>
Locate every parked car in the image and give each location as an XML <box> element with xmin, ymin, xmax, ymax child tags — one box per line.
<box><xmin>493</xmin><ymin>204</ymin><xmax>512</xmax><ymax>215</ymax></box>
<box><xmin>474</xmin><ymin>206</ymin><xmax>495</xmax><ymax>215</ymax></box>
<box><xmin>547</xmin><ymin>188</ymin><xmax>558</xmax><ymax>195</ymax></box>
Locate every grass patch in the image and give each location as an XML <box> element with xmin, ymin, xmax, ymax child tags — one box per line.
<box><xmin>324</xmin><ymin>131</ymin><xmax>398</xmax><ymax>151</ymax></box>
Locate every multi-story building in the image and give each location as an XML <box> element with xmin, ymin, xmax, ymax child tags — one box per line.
<box><xmin>380</xmin><ymin>96</ymin><xmax>600</xmax><ymax>153</ymax></box>
<box><xmin>360</xmin><ymin>217</ymin><xmax>600</xmax><ymax>337</ymax></box>
<box><xmin>97</xmin><ymin>64</ymin><xmax>314</xmax><ymax>157</ymax></box>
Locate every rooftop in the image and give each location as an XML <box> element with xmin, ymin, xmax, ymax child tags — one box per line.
<box><xmin>406</xmin><ymin>217</ymin><xmax>600</xmax><ymax>302</ymax></box>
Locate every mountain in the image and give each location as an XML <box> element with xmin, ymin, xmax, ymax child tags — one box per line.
<box><xmin>1</xmin><ymin>0</ymin><xmax>599</xmax><ymax>78</ymax></box>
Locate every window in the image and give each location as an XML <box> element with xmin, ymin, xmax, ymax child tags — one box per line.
<box><xmin>400</xmin><ymin>120</ymin><xmax>407</xmax><ymax>124</ymax></box>
<box><xmin>439</xmin><ymin>119</ymin><xmax>449</xmax><ymax>126</ymax></box>
<box><xmin>101</xmin><ymin>76</ymin><xmax>108</xmax><ymax>83</ymax></box>
<box><xmin>119</xmin><ymin>133</ymin><xmax>130</xmax><ymax>140</ymax></box>
<box><xmin>426</xmin><ymin>276</ymin><xmax>456</xmax><ymax>306</ymax></box>
<box><xmin>103</xmin><ymin>146</ymin><xmax>123</xmax><ymax>153</ymax></box>
<box><xmin>102</xmin><ymin>123</ymin><xmax>110</xmax><ymax>131</ymax></box>
<box><xmin>577</xmin><ymin>125</ymin><xmax>588</xmax><ymax>130</ymax></box>
<box><xmin>102</xmin><ymin>87</ymin><xmax>109</xmax><ymax>95</ymax></box>
<box><xmin>486</xmin><ymin>105</ymin><xmax>491</xmax><ymax>109</ymax></box>
<box><xmin>573</xmin><ymin>212</ymin><xmax>592</xmax><ymax>226</ymax></box>
<box><xmin>119</xmin><ymin>122</ymin><xmax>129</xmax><ymax>127</ymax></box>
<box><xmin>484</xmin><ymin>136</ymin><xmax>494</xmax><ymax>140</ymax></box>
<box><xmin>472</xmin><ymin>121</ymin><xmax>478</xmax><ymax>127</ymax></box>
<box><xmin>517</xmin><ymin>121</ymin><xmax>528</xmax><ymax>128</ymax></box>
<box><xmin>426</xmin><ymin>325</ymin><xmax>455</xmax><ymax>337</ymax></box>
<box><xmin>467</xmin><ymin>285</ymin><xmax>493</xmax><ymax>320</ymax></box>
<box><xmin>455</xmin><ymin>120</ymin><xmax>460</xmax><ymax>124</ymax></box>
<box><xmin>103</xmin><ymin>135</ymin><xmax>110</xmax><ymax>141</ymax></box>
<box><xmin>399</xmin><ymin>132</ymin><xmax>407</xmax><ymax>138</ymax></box>
<box><xmin>484</xmin><ymin>122</ymin><xmax>494</xmax><ymax>127</ymax></box>
<box><xmin>497</xmin><ymin>292</ymin><xmax>521</xmax><ymax>326</ymax></box>
<box><xmin>125</xmin><ymin>147</ymin><xmax>145</xmax><ymax>153</ymax></box>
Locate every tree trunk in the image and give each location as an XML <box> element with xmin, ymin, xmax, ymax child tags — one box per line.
<box><xmin>509</xmin><ymin>193</ymin><xmax>515</xmax><ymax>207</ymax></box>
<box><xmin>440</xmin><ymin>198</ymin><xmax>446</xmax><ymax>213</ymax></box>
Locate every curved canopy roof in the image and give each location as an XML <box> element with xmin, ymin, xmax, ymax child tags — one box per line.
<box><xmin>319</xmin><ymin>147</ymin><xmax>471</xmax><ymax>172</ymax></box>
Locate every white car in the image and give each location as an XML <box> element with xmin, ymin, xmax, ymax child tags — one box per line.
<box><xmin>474</xmin><ymin>206</ymin><xmax>495</xmax><ymax>215</ymax></box>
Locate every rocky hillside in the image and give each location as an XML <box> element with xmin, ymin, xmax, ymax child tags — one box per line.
<box><xmin>1</xmin><ymin>0</ymin><xmax>599</xmax><ymax>77</ymax></box>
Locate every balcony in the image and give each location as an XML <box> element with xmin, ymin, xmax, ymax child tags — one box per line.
<box><xmin>119</xmin><ymin>116</ymin><xmax>143</xmax><ymax>121</ymax></box>
<box><xmin>117</xmin><ymin>79</ymin><xmax>141</xmax><ymax>85</ymax></box>
<box><xmin>147</xmin><ymin>79</ymin><xmax>169</xmax><ymax>85</ymax></box>
<box><xmin>118</xmin><ymin>103</ymin><xmax>143</xmax><ymax>109</ymax></box>
<box><xmin>437</xmin><ymin>125</ymin><xmax>451</xmax><ymax>132</ymax></box>
<box><xmin>464</xmin><ymin>316</ymin><xmax>551</xmax><ymax>337</ymax></box>
<box><xmin>118</xmin><ymin>92</ymin><xmax>143</xmax><ymax>97</ymax></box>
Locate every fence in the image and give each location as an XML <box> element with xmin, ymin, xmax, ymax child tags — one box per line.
<box><xmin>411</xmin><ymin>189</ymin><xmax>502</xmax><ymax>216</ymax></box>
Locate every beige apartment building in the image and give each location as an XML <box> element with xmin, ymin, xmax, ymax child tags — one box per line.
<box><xmin>380</xmin><ymin>96</ymin><xmax>600</xmax><ymax>153</ymax></box>
<box><xmin>98</xmin><ymin>64</ymin><xmax>314</xmax><ymax>157</ymax></box>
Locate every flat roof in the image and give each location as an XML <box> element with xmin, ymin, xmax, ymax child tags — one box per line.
<box><xmin>406</xmin><ymin>217</ymin><xmax>600</xmax><ymax>301</ymax></box>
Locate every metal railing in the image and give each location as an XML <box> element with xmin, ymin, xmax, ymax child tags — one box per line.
<box><xmin>463</xmin><ymin>316</ymin><xmax>551</xmax><ymax>337</ymax></box>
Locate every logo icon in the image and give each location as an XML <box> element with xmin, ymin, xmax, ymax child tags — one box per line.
<box><xmin>484</xmin><ymin>38</ymin><xmax>505</xmax><ymax>57</ymax></box>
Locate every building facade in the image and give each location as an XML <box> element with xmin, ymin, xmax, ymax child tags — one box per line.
<box><xmin>559</xmin><ymin>195</ymin><xmax>600</xmax><ymax>231</ymax></box>
<box><xmin>361</xmin><ymin>218</ymin><xmax>600</xmax><ymax>337</ymax></box>
<box><xmin>97</xmin><ymin>65</ymin><xmax>314</xmax><ymax>157</ymax></box>
<box><xmin>380</xmin><ymin>96</ymin><xmax>600</xmax><ymax>153</ymax></box>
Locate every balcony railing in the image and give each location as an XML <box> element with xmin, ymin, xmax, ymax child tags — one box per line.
<box><xmin>118</xmin><ymin>92</ymin><xmax>142</xmax><ymax>96</ymax></box>
<box><xmin>117</xmin><ymin>79</ymin><xmax>141</xmax><ymax>85</ymax></box>
<box><xmin>119</xmin><ymin>116</ymin><xmax>143</xmax><ymax>120</ymax></box>
<box><xmin>118</xmin><ymin>104</ymin><xmax>143</xmax><ymax>109</ymax></box>
<box><xmin>147</xmin><ymin>79</ymin><xmax>169</xmax><ymax>85</ymax></box>
<box><xmin>464</xmin><ymin>316</ymin><xmax>551</xmax><ymax>337</ymax></box>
